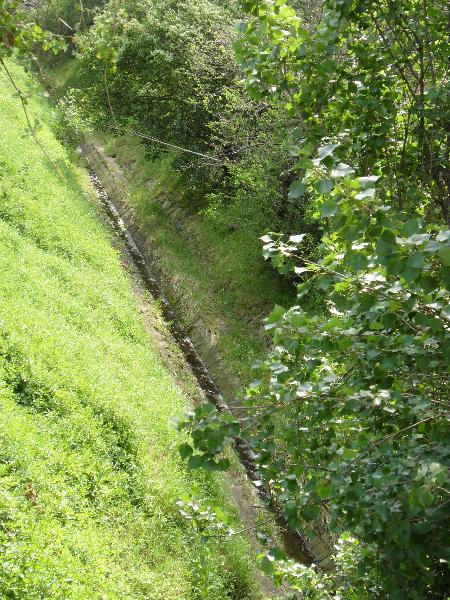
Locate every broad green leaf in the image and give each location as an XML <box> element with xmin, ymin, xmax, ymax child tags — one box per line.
<box><xmin>260</xmin><ymin>556</ymin><xmax>275</xmax><ymax>575</ymax></box>
<box><xmin>403</xmin><ymin>218</ymin><xmax>422</xmax><ymax>236</ymax></box>
<box><xmin>417</xmin><ymin>487</ymin><xmax>435</xmax><ymax>507</ymax></box>
<box><xmin>179</xmin><ymin>443</ymin><xmax>193</xmax><ymax>459</ymax></box>
<box><xmin>297</xmin><ymin>158</ymin><xmax>314</xmax><ymax>169</ymax></box>
<box><xmin>289</xmin><ymin>180</ymin><xmax>307</xmax><ymax>198</ymax></box>
<box><xmin>301</xmin><ymin>505</ymin><xmax>321</xmax><ymax>521</ymax></box>
<box><xmin>320</xmin><ymin>200</ymin><xmax>338</xmax><ymax>217</ymax></box>
<box><xmin>217</xmin><ymin>458</ymin><xmax>230</xmax><ymax>471</ymax></box>
<box><xmin>315</xmin><ymin>179</ymin><xmax>334</xmax><ymax>194</ymax></box>
<box><xmin>344</xmin><ymin>250</ymin><xmax>369</xmax><ymax>271</ymax></box>
<box><xmin>438</xmin><ymin>247</ymin><xmax>450</xmax><ymax>266</ymax></box>
<box><xmin>187</xmin><ymin>455</ymin><xmax>204</xmax><ymax>469</ymax></box>
<box><xmin>406</xmin><ymin>252</ymin><xmax>425</xmax><ymax>269</ymax></box>
<box><xmin>267</xmin><ymin>304</ymin><xmax>286</xmax><ymax>324</ymax></box>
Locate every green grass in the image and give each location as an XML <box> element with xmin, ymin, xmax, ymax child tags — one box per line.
<box><xmin>0</xmin><ymin>58</ymin><xmax>259</xmax><ymax>599</ymax></box>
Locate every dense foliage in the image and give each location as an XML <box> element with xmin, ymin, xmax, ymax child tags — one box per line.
<box><xmin>47</xmin><ymin>0</ymin><xmax>318</xmax><ymax>235</ymax></box>
<box><xmin>1</xmin><ymin>0</ymin><xmax>59</xmax><ymax>57</ymax></box>
<box><xmin>180</xmin><ymin>0</ymin><xmax>450</xmax><ymax>597</ymax></box>
<box><xmin>79</xmin><ymin>0</ymin><xmax>236</xmax><ymax>147</ymax></box>
<box><xmin>35</xmin><ymin>0</ymin><xmax>104</xmax><ymax>34</ymax></box>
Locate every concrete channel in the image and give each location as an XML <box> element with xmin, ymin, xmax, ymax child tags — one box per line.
<box><xmin>82</xmin><ymin>140</ymin><xmax>334</xmax><ymax>574</ymax></box>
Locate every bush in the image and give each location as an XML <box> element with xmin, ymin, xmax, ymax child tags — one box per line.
<box><xmin>57</xmin><ymin>0</ymin><xmax>319</xmax><ymax>239</ymax></box>
<box><xmin>52</xmin><ymin>87</ymin><xmax>92</xmax><ymax>144</ymax></box>
<box><xmin>35</xmin><ymin>0</ymin><xmax>105</xmax><ymax>34</ymax></box>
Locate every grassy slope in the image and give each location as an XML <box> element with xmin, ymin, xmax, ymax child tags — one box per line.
<box><xmin>0</xmin><ymin>59</ymin><xmax>257</xmax><ymax>599</ymax></box>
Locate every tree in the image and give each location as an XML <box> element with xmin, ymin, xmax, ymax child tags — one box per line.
<box><xmin>180</xmin><ymin>1</ymin><xmax>450</xmax><ymax>596</ymax></box>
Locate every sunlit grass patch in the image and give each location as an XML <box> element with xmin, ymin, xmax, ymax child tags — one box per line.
<box><xmin>0</xmin><ymin>58</ymin><xmax>257</xmax><ymax>599</ymax></box>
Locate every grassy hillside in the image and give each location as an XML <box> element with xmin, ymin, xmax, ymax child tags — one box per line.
<box><xmin>0</xmin><ymin>59</ymin><xmax>257</xmax><ymax>599</ymax></box>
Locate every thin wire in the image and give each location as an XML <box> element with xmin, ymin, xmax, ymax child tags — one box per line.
<box><xmin>116</xmin><ymin>126</ymin><xmax>226</xmax><ymax>164</ymax></box>
<box><xmin>103</xmin><ymin>65</ymin><xmax>227</xmax><ymax>166</ymax></box>
<box><xmin>57</xmin><ymin>17</ymin><xmax>75</xmax><ymax>31</ymax></box>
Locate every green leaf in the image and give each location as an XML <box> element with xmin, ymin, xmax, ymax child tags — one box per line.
<box><xmin>301</xmin><ymin>505</ymin><xmax>320</xmax><ymax>521</ymax></box>
<box><xmin>316</xmin><ymin>479</ymin><xmax>332</xmax><ymax>499</ymax></box>
<box><xmin>297</xmin><ymin>158</ymin><xmax>314</xmax><ymax>169</ymax></box>
<box><xmin>420</xmin><ymin>275</ymin><xmax>439</xmax><ymax>293</ymax></box>
<box><xmin>217</xmin><ymin>458</ymin><xmax>230</xmax><ymax>471</ymax></box>
<box><xmin>315</xmin><ymin>179</ymin><xmax>334</xmax><ymax>194</ymax></box>
<box><xmin>403</xmin><ymin>218</ymin><xmax>422</xmax><ymax>236</ymax></box>
<box><xmin>417</xmin><ymin>487</ymin><xmax>435</xmax><ymax>507</ymax></box>
<box><xmin>260</xmin><ymin>556</ymin><xmax>275</xmax><ymax>575</ymax></box>
<box><xmin>267</xmin><ymin>304</ymin><xmax>286</xmax><ymax>324</ymax></box>
<box><xmin>179</xmin><ymin>443</ymin><xmax>193</xmax><ymax>459</ymax></box>
<box><xmin>406</xmin><ymin>252</ymin><xmax>425</xmax><ymax>269</ymax></box>
<box><xmin>377</xmin><ymin>230</ymin><xmax>397</xmax><ymax>256</ymax></box>
<box><xmin>187</xmin><ymin>455</ymin><xmax>204</xmax><ymax>469</ymax></box>
<box><xmin>320</xmin><ymin>200</ymin><xmax>338</xmax><ymax>217</ymax></box>
<box><xmin>403</xmin><ymin>267</ymin><xmax>421</xmax><ymax>282</ymax></box>
<box><xmin>203</xmin><ymin>459</ymin><xmax>220</xmax><ymax>472</ymax></box>
<box><xmin>437</xmin><ymin>247</ymin><xmax>450</xmax><ymax>266</ymax></box>
<box><xmin>203</xmin><ymin>458</ymin><xmax>229</xmax><ymax>472</ymax></box>
<box><xmin>344</xmin><ymin>250</ymin><xmax>369</xmax><ymax>271</ymax></box>
<box><xmin>289</xmin><ymin>180</ymin><xmax>307</xmax><ymax>198</ymax></box>
<box><xmin>410</xmin><ymin>487</ymin><xmax>435</xmax><ymax>512</ymax></box>
<box><xmin>317</xmin><ymin>275</ymin><xmax>333</xmax><ymax>290</ymax></box>
<box><xmin>415</xmin><ymin>487</ymin><xmax>434</xmax><ymax>508</ymax></box>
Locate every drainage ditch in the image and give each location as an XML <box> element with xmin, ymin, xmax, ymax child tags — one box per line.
<box><xmin>83</xmin><ymin>141</ymin><xmax>332</xmax><ymax>571</ymax></box>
